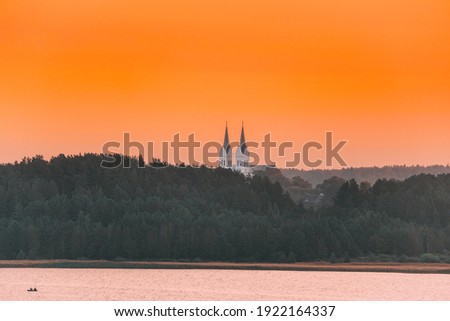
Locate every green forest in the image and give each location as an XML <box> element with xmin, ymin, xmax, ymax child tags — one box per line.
<box><xmin>1</xmin><ymin>154</ymin><xmax>450</xmax><ymax>263</ymax></box>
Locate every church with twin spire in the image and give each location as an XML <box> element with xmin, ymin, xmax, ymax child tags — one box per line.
<box><xmin>220</xmin><ymin>123</ymin><xmax>253</xmax><ymax>175</ymax></box>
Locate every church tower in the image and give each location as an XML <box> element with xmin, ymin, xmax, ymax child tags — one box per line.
<box><xmin>220</xmin><ymin>122</ymin><xmax>232</xmax><ymax>168</ymax></box>
<box><xmin>234</xmin><ymin>122</ymin><xmax>253</xmax><ymax>175</ymax></box>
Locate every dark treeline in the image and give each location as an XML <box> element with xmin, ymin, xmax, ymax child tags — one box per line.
<box><xmin>1</xmin><ymin>154</ymin><xmax>450</xmax><ymax>263</ymax></box>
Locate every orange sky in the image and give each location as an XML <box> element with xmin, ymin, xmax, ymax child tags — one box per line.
<box><xmin>1</xmin><ymin>0</ymin><xmax>449</xmax><ymax>168</ymax></box>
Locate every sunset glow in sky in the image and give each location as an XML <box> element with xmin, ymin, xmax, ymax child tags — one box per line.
<box><xmin>1</xmin><ymin>1</ymin><xmax>449</xmax><ymax>167</ymax></box>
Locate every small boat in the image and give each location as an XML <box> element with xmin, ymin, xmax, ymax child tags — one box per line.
<box><xmin>27</xmin><ymin>288</ymin><xmax>38</xmax><ymax>292</ymax></box>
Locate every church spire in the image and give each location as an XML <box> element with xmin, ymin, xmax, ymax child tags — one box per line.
<box><xmin>223</xmin><ymin>121</ymin><xmax>230</xmax><ymax>153</ymax></box>
<box><xmin>239</xmin><ymin>121</ymin><xmax>247</xmax><ymax>154</ymax></box>
<box><xmin>220</xmin><ymin>122</ymin><xmax>232</xmax><ymax>168</ymax></box>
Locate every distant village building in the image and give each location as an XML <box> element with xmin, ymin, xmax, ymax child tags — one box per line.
<box><xmin>220</xmin><ymin>123</ymin><xmax>253</xmax><ymax>175</ymax></box>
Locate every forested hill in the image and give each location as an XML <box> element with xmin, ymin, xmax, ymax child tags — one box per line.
<box><xmin>1</xmin><ymin>154</ymin><xmax>450</xmax><ymax>263</ymax></box>
<box><xmin>0</xmin><ymin>154</ymin><xmax>295</xmax><ymax>260</ymax></box>
<box><xmin>281</xmin><ymin>165</ymin><xmax>450</xmax><ymax>186</ymax></box>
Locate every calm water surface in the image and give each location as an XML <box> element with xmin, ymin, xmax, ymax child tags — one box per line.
<box><xmin>1</xmin><ymin>268</ymin><xmax>449</xmax><ymax>300</ymax></box>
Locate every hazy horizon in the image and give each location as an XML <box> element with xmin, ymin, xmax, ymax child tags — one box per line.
<box><xmin>3</xmin><ymin>151</ymin><xmax>450</xmax><ymax>170</ymax></box>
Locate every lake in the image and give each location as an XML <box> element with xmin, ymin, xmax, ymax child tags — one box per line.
<box><xmin>1</xmin><ymin>268</ymin><xmax>449</xmax><ymax>300</ymax></box>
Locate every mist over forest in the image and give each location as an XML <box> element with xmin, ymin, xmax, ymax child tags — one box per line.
<box><xmin>281</xmin><ymin>165</ymin><xmax>450</xmax><ymax>186</ymax></box>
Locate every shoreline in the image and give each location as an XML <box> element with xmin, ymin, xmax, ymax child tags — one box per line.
<box><xmin>1</xmin><ymin>260</ymin><xmax>450</xmax><ymax>274</ymax></box>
